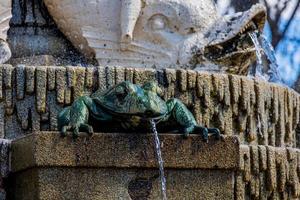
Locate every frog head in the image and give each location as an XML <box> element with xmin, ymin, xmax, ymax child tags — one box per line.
<box><xmin>94</xmin><ymin>81</ymin><xmax>167</xmax><ymax>118</ymax></box>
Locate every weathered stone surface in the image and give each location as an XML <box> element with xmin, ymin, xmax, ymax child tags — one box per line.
<box><xmin>42</xmin><ymin>0</ymin><xmax>266</xmax><ymax>71</ymax></box>
<box><xmin>10</xmin><ymin>132</ymin><xmax>300</xmax><ymax>200</ymax></box>
<box><xmin>0</xmin><ymin>0</ymin><xmax>12</xmax><ymax>65</ymax></box>
<box><xmin>9</xmin><ymin>168</ymin><xmax>234</xmax><ymax>200</ymax></box>
<box><xmin>85</xmin><ymin>67</ymin><xmax>95</xmax><ymax>89</ymax></box>
<box><xmin>9</xmin><ymin>132</ymin><xmax>238</xmax><ymax>200</ymax></box>
<box><xmin>0</xmin><ymin>139</ymin><xmax>10</xmax><ymax>177</ymax></box>
<box><xmin>55</xmin><ymin>66</ymin><xmax>66</xmax><ymax>104</ymax></box>
<box><xmin>0</xmin><ymin>139</ymin><xmax>9</xmax><ymax>200</ymax></box>
<box><xmin>15</xmin><ymin>64</ymin><xmax>25</xmax><ymax>100</ymax></box>
<box><xmin>9</xmin><ymin>55</ymin><xmax>69</xmax><ymax>66</ymax></box>
<box><xmin>36</xmin><ymin>67</ymin><xmax>47</xmax><ymax>113</ymax></box>
<box><xmin>8</xmin><ymin>0</ymin><xmax>84</xmax><ymax>63</ymax></box>
<box><xmin>11</xmin><ymin>132</ymin><xmax>240</xmax><ymax>172</ymax></box>
<box><xmin>25</xmin><ymin>65</ymin><xmax>35</xmax><ymax>94</ymax></box>
<box><xmin>236</xmin><ymin>145</ymin><xmax>300</xmax><ymax>200</ymax></box>
<box><xmin>0</xmin><ymin>0</ymin><xmax>11</xmax><ymax>41</ymax></box>
<box><xmin>3</xmin><ymin>65</ymin><xmax>14</xmax><ymax>115</ymax></box>
<box><xmin>47</xmin><ymin>66</ymin><xmax>56</xmax><ymax>91</ymax></box>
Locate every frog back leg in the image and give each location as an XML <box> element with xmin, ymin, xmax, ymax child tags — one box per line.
<box><xmin>57</xmin><ymin>106</ymin><xmax>71</xmax><ymax>131</ymax></box>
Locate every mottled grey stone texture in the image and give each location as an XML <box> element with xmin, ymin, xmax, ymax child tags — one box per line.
<box><xmin>0</xmin><ymin>139</ymin><xmax>10</xmax><ymax>178</ymax></box>
<box><xmin>0</xmin><ymin>139</ymin><xmax>10</xmax><ymax>200</ymax></box>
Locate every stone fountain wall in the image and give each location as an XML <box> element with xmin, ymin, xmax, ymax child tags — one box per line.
<box><xmin>0</xmin><ymin>65</ymin><xmax>299</xmax><ymax>147</ymax></box>
<box><xmin>2</xmin><ymin>1</ymin><xmax>299</xmax><ymax>199</ymax></box>
<box><xmin>1</xmin><ymin>64</ymin><xmax>300</xmax><ymax>199</ymax></box>
<box><xmin>237</xmin><ymin>145</ymin><xmax>300</xmax><ymax>199</ymax></box>
<box><xmin>8</xmin><ymin>0</ymin><xmax>67</xmax><ymax>57</ymax></box>
<box><xmin>8</xmin><ymin>0</ymin><xmax>88</xmax><ymax>66</ymax></box>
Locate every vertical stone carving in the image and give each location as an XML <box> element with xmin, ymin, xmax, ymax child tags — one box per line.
<box><xmin>36</xmin><ymin>67</ymin><xmax>47</xmax><ymax>113</ymax></box>
<box><xmin>237</xmin><ymin>145</ymin><xmax>300</xmax><ymax>199</ymax></box>
<box><xmin>55</xmin><ymin>67</ymin><xmax>66</xmax><ymax>104</ymax></box>
<box><xmin>120</xmin><ymin>0</ymin><xmax>141</xmax><ymax>49</ymax></box>
<box><xmin>15</xmin><ymin>64</ymin><xmax>25</xmax><ymax>100</ymax></box>
<box><xmin>10</xmin><ymin>0</ymin><xmax>51</xmax><ymax>26</ymax></box>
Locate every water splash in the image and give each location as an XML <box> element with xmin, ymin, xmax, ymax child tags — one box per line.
<box><xmin>249</xmin><ymin>32</ymin><xmax>282</xmax><ymax>83</ymax></box>
<box><xmin>259</xmin><ymin>35</ymin><xmax>282</xmax><ymax>83</ymax></box>
<box><xmin>150</xmin><ymin>119</ymin><xmax>167</xmax><ymax>200</ymax></box>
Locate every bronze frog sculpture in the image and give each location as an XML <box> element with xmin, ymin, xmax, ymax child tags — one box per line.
<box><xmin>58</xmin><ymin>81</ymin><xmax>221</xmax><ymax>141</ymax></box>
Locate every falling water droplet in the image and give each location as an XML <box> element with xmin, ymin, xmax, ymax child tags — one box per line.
<box><xmin>150</xmin><ymin>119</ymin><xmax>167</xmax><ymax>200</ymax></box>
<box><xmin>259</xmin><ymin>35</ymin><xmax>282</xmax><ymax>83</ymax></box>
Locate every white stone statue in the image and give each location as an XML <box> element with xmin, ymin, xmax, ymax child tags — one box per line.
<box><xmin>0</xmin><ymin>0</ymin><xmax>12</xmax><ymax>64</ymax></box>
<box><xmin>44</xmin><ymin>0</ymin><xmax>266</xmax><ymax>74</ymax></box>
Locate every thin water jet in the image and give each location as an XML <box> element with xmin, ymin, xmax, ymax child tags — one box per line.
<box><xmin>259</xmin><ymin>35</ymin><xmax>282</xmax><ymax>83</ymax></box>
<box><xmin>249</xmin><ymin>31</ymin><xmax>282</xmax><ymax>83</ymax></box>
<box><xmin>150</xmin><ymin>119</ymin><xmax>167</xmax><ymax>200</ymax></box>
<box><xmin>249</xmin><ymin>32</ymin><xmax>265</xmax><ymax>79</ymax></box>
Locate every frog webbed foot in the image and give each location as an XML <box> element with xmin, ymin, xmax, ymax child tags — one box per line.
<box><xmin>192</xmin><ymin>126</ymin><xmax>222</xmax><ymax>142</ymax></box>
<box><xmin>182</xmin><ymin>126</ymin><xmax>195</xmax><ymax>138</ymax></box>
<box><xmin>207</xmin><ymin>128</ymin><xmax>222</xmax><ymax>140</ymax></box>
<box><xmin>182</xmin><ymin>126</ymin><xmax>208</xmax><ymax>142</ymax></box>
<box><xmin>61</xmin><ymin>123</ymin><xmax>94</xmax><ymax>138</ymax></box>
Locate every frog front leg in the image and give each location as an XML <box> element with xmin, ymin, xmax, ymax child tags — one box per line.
<box><xmin>58</xmin><ymin>96</ymin><xmax>94</xmax><ymax>138</ymax></box>
<box><xmin>165</xmin><ymin>98</ymin><xmax>221</xmax><ymax>141</ymax></box>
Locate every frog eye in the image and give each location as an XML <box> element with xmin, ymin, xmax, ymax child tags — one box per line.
<box><xmin>142</xmin><ymin>82</ymin><xmax>163</xmax><ymax>96</ymax></box>
<box><xmin>115</xmin><ymin>86</ymin><xmax>128</xmax><ymax>101</ymax></box>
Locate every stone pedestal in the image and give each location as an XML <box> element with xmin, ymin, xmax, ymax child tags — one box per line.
<box><xmin>0</xmin><ymin>65</ymin><xmax>299</xmax><ymax>199</ymax></box>
<box><xmin>9</xmin><ymin>132</ymin><xmax>239</xmax><ymax>200</ymax></box>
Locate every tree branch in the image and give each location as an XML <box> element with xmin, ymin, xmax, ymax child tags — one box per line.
<box><xmin>277</xmin><ymin>0</ymin><xmax>300</xmax><ymax>47</ymax></box>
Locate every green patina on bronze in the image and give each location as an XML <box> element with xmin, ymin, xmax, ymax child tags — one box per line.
<box><xmin>58</xmin><ymin>81</ymin><xmax>220</xmax><ymax>141</ymax></box>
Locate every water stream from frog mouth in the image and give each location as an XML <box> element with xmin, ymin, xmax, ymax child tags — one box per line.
<box><xmin>150</xmin><ymin>119</ymin><xmax>167</xmax><ymax>200</ymax></box>
<box><xmin>249</xmin><ymin>32</ymin><xmax>282</xmax><ymax>83</ymax></box>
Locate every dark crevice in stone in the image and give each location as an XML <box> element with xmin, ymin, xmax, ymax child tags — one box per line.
<box><xmin>128</xmin><ymin>178</ymin><xmax>153</xmax><ymax>200</ymax></box>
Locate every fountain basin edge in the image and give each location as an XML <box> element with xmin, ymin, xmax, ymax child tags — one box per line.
<box><xmin>8</xmin><ymin>132</ymin><xmax>239</xmax><ymax>200</ymax></box>
<box><xmin>11</xmin><ymin>132</ymin><xmax>240</xmax><ymax>172</ymax></box>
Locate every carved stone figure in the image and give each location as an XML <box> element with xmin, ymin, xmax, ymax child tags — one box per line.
<box><xmin>44</xmin><ymin>0</ymin><xmax>266</xmax><ymax>74</ymax></box>
<box><xmin>58</xmin><ymin>81</ymin><xmax>220</xmax><ymax>141</ymax></box>
<box><xmin>0</xmin><ymin>0</ymin><xmax>12</xmax><ymax>64</ymax></box>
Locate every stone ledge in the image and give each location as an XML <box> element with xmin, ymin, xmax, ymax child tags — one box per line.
<box><xmin>11</xmin><ymin>132</ymin><xmax>240</xmax><ymax>172</ymax></box>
